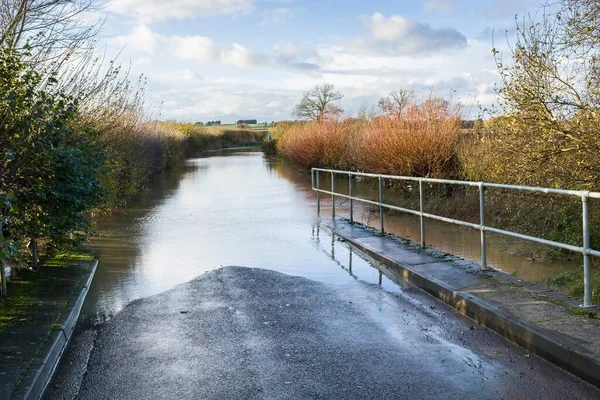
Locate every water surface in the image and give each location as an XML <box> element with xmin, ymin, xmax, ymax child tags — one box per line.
<box><xmin>83</xmin><ymin>149</ymin><xmax>589</xmax><ymax>325</ymax></box>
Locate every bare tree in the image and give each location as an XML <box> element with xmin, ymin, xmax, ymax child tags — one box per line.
<box><xmin>378</xmin><ymin>89</ymin><xmax>414</xmax><ymax>119</ymax></box>
<box><xmin>293</xmin><ymin>83</ymin><xmax>344</xmax><ymax>122</ymax></box>
<box><xmin>0</xmin><ymin>0</ymin><xmax>103</xmax><ymax>58</ymax></box>
<box><xmin>490</xmin><ymin>0</ymin><xmax>600</xmax><ymax>188</ymax></box>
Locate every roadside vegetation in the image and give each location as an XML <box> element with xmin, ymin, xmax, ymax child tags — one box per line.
<box><xmin>0</xmin><ymin>1</ymin><xmax>265</xmax><ymax>296</ymax></box>
<box><xmin>272</xmin><ymin>0</ymin><xmax>600</xmax><ymax>297</ymax></box>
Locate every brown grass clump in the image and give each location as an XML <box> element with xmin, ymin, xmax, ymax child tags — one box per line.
<box><xmin>278</xmin><ymin>119</ymin><xmax>365</xmax><ymax>170</ymax></box>
<box><xmin>278</xmin><ymin>99</ymin><xmax>461</xmax><ymax>178</ymax></box>
<box><xmin>355</xmin><ymin>103</ymin><xmax>461</xmax><ymax>177</ymax></box>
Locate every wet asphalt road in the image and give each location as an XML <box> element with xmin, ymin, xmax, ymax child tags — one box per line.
<box><xmin>46</xmin><ymin>266</ymin><xmax>600</xmax><ymax>399</ymax></box>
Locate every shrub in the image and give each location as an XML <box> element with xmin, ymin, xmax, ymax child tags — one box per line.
<box><xmin>278</xmin><ymin>99</ymin><xmax>461</xmax><ymax>178</ymax></box>
<box><xmin>355</xmin><ymin>104</ymin><xmax>461</xmax><ymax>177</ymax></box>
<box><xmin>278</xmin><ymin>119</ymin><xmax>364</xmax><ymax>169</ymax></box>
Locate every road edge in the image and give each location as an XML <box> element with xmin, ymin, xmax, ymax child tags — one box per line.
<box><xmin>21</xmin><ymin>259</ymin><xmax>98</xmax><ymax>400</ymax></box>
<box><xmin>327</xmin><ymin>224</ymin><xmax>600</xmax><ymax>387</ymax></box>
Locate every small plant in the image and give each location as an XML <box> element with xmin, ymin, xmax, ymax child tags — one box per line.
<box><xmin>547</xmin><ymin>271</ymin><xmax>577</xmax><ymax>286</ymax></box>
<box><xmin>570</xmin><ymin>308</ymin><xmax>596</xmax><ymax>318</ymax></box>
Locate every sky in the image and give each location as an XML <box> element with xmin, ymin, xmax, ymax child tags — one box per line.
<box><xmin>94</xmin><ymin>0</ymin><xmax>544</xmax><ymax>123</ymax></box>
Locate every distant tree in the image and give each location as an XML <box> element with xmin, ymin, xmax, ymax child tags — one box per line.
<box><xmin>194</xmin><ymin>121</ymin><xmax>205</xmax><ymax>126</ymax></box>
<box><xmin>293</xmin><ymin>83</ymin><xmax>344</xmax><ymax>122</ymax></box>
<box><xmin>378</xmin><ymin>89</ymin><xmax>414</xmax><ymax>119</ymax></box>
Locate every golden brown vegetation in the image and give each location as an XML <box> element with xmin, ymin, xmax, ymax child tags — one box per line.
<box><xmin>278</xmin><ymin>98</ymin><xmax>461</xmax><ymax>178</ymax></box>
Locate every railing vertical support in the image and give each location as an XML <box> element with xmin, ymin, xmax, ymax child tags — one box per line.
<box><xmin>316</xmin><ymin>170</ymin><xmax>320</xmax><ymax>215</ymax></box>
<box><xmin>331</xmin><ymin>171</ymin><xmax>335</xmax><ymax>218</ymax></box>
<box><xmin>349</xmin><ymin>173</ymin><xmax>354</xmax><ymax>223</ymax></box>
<box><xmin>419</xmin><ymin>179</ymin><xmax>425</xmax><ymax>248</ymax></box>
<box><xmin>582</xmin><ymin>194</ymin><xmax>592</xmax><ymax>308</ymax></box>
<box><xmin>349</xmin><ymin>247</ymin><xmax>353</xmax><ymax>274</ymax></box>
<box><xmin>379</xmin><ymin>176</ymin><xmax>384</xmax><ymax>234</ymax></box>
<box><xmin>479</xmin><ymin>183</ymin><xmax>488</xmax><ymax>270</ymax></box>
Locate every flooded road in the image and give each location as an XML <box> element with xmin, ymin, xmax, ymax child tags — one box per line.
<box><xmin>81</xmin><ymin>149</ymin><xmax>586</xmax><ymax>326</ymax></box>
<box><xmin>81</xmin><ymin>150</ymin><xmax>395</xmax><ymax>326</ymax></box>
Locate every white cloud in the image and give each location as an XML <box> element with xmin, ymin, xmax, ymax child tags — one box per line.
<box><xmin>169</xmin><ymin>35</ymin><xmax>219</xmax><ymax>62</ymax></box>
<box><xmin>361</xmin><ymin>12</ymin><xmax>467</xmax><ymax>55</ymax></box>
<box><xmin>133</xmin><ymin>57</ymin><xmax>152</xmax><ymax>67</ymax></box>
<box><xmin>111</xmin><ymin>25</ymin><xmax>157</xmax><ymax>54</ymax></box>
<box><xmin>260</xmin><ymin>8</ymin><xmax>292</xmax><ymax>25</ymax></box>
<box><xmin>221</xmin><ymin>43</ymin><xmax>260</xmax><ymax>68</ymax></box>
<box><xmin>107</xmin><ymin>0</ymin><xmax>255</xmax><ymax>23</ymax></box>
<box><xmin>103</xmin><ymin>9</ymin><xmax>503</xmax><ymax>121</ymax></box>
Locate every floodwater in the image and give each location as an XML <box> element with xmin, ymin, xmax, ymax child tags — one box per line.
<box><xmin>81</xmin><ymin>150</ymin><xmax>396</xmax><ymax>325</ymax></box>
<box><xmin>81</xmin><ymin>149</ymin><xmax>589</xmax><ymax>325</ymax></box>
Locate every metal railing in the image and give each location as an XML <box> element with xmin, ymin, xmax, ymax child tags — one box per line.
<box><xmin>311</xmin><ymin>167</ymin><xmax>600</xmax><ymax>308</ymax></box>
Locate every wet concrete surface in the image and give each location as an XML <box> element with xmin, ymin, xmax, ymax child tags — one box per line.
<box><xmin>46</xmin><ymin>266</ymin><xmax>600</xmax><ymax>400</ymax></box>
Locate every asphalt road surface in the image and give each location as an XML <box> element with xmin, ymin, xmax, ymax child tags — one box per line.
<box><xmin>46</xmin><ymin>266</ymin><xmax>600</xmax><ymax>399</ymax></box>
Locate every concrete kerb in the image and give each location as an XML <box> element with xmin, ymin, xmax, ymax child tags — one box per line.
<box><xmin>326</xmin><ymin>224</ymin><xmax>600</xmax><ymax>387</ymax></box>
<box><xmin>21</xmin><ymin>260</ymin><xmax>98</xmax><ymax>400</ymax></box>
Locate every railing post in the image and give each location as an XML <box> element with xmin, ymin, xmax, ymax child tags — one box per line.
<box><xmin>349</xmin><ymin>173</ymin><xmax>353</xmax><ymax>223</ymax></box>
<box><xmin>331</xmin><ymin>171</ymin><xmax>335</xmax><ymax>218</ymax></box>
<box><xmin>316</xmin><ymin>170</ymin><xmax>320</xmax><ymax>215</ymax></box>
<box><xmin>349</xmin><ymin>247</ymin><xmax>353</xmax><ymax>274</ymax></box>
<box><xmin>378</xmin><ymin>176</ymin><xmax>384</xmax><ymax>234</ymax></box>
<box><xmin>419</xmin><ymin>179</ymin><xmax>425</xmax><ymax>248</ymax></box>
<box><xmin>479</xmin><ymin>183</ymin><xmax>488</xmax><ymax>270</ymax></box>
<box><xmin>582</xmin><ymin>194</ymin><xmax>592</xmax><ymax>308</ymax></box>
<box><xmin>331</xmin><ymin>231</ymin><xmax>335</xmax><ymax>259</ymax></box>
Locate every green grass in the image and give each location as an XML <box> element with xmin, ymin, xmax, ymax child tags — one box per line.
<box><xmin>0</xmin><ymin>253</ymin><xmax>92</xmax><ymax>334</ymax></box>
<box><xmin>547</xmin><ymin>271</ymin><xmax>600</xmax><ymax>302</ymax></box>
<box><xmin>570</xmin><ymin>308</ymin><xmax>597</xmax><ymax>318</ymax></box>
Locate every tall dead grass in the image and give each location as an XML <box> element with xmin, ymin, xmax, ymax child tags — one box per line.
<box><xmin>278</xmin><ymin>119</ymin><xmax>365</xmax><ymax>170</ymax></box>
<box><xmin>356</xmin><ymin>104</ymin><xmax>461</xmax><ymax>177</ymax></box>
<box><xmin>278</xmin><ymin>101</ymin><xmax>461</xmax><ymax>178</ymax></box>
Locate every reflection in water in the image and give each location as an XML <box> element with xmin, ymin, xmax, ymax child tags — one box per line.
<box><xmin>82</xmin><ymin>149</ymin><xmax>592</xmax><ymax>327</ymax></box>
<box><xmin>83</xmin><ymin>151</ymin><xmax>393</xmax><ymax>326</ymax></box>
<box><xmin>310</xmin><ymin>222</ymin><xmax>402</xmax><ymax>293</ymax></box>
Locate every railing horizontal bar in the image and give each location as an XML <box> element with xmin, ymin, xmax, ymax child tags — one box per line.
<box><xmin>483</xmin><ymin>182</ymin><xmax>596</xmax><ymax>197</ymax></box>
<box><xmin>312</xmin><ymin>168</ymin><xmax>600</xmax><ymax>198</ymax></box>
<box><xmin>422</xmin><ymin>213</ymin><xmax>481</xmax><ymax>230</ymax></box>
<box><xmin>313</xmin><ymin>186</ymin><xmax>600</xmax><ymax>256</ymax></box>
<box><xmin>484</xmin><ymin>227</ymin><xmax>583</xmax><ymax>253</ymax></box>
<box><xmin>314</xmin><ymin>189</ymin><xmax>476</xmax><ymax>226</ymax></box>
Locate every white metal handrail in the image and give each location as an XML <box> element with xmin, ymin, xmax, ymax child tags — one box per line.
<box><xmin>311</xmin><ymin>167</ymin><xmax>600</xmax><ymax>308</ymax></box>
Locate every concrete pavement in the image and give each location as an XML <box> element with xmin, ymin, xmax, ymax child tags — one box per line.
<box><xmin>46</xmin><ymin>266</ymin><xmax>600</xmax><ymax>399</ymax></box>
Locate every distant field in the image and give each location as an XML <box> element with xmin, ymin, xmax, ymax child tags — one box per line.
<box><xmin>210</xmin><ymin>123</ymin><xmax>272</xmax><ymax>131</ymax></box>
